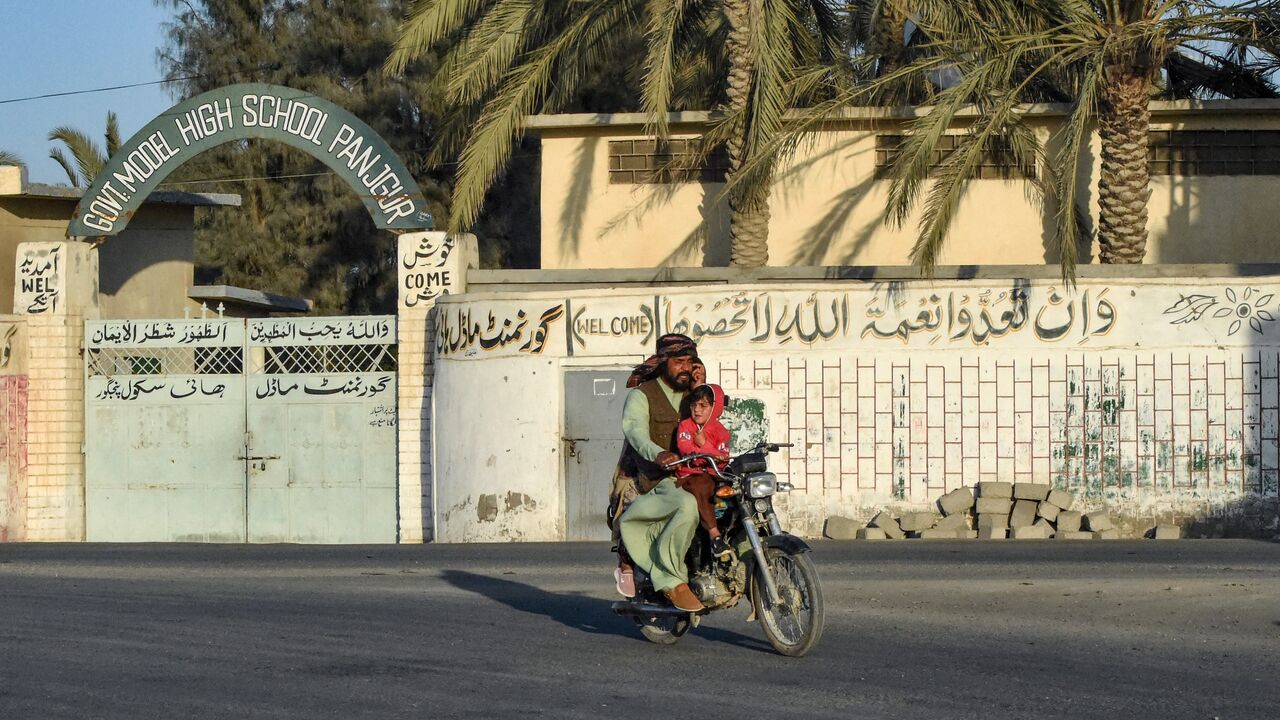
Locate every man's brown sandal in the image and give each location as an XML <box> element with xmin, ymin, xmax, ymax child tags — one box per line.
<box><xmin>664</xmin><ymin>583</ymin><xmax>705</xmax><ymax>612</ymax></box>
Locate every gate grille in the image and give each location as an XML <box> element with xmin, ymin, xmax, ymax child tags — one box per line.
<box><xmin>87</xmin><ymin>346</ymin><xmax>244</xmax><ymax>376</ymax></box>
<box><xmin>253</xmin><ymin>344</ymin><xmax>396</xmax><ymax>374</ymax></box>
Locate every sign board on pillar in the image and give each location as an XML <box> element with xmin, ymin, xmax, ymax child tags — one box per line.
<box><xmin>14</xmin><ymin>242</ymin><xmax>99</xmax><ymax>316</ymax></box>
<box><xmin>398</xmin><ymin>232</ymin><xmax>478</xmax><ymax>310</ymax></box>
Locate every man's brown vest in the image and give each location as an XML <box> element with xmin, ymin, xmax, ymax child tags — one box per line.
<box><xmin>621</xmin><ymin>379</ymin><xmax>682</xmax><ymax>492</ymax></box>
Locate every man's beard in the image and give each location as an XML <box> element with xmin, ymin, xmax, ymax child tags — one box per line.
<box><xmin>665</xmin><ymin>371</ymin><xmax>693</xmax><ymax>391</ymax></box>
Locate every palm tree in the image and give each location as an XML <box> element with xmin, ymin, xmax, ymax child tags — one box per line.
<box><xmin>863</xmin><ymin>0</ymin><xmax>1280</xmax><ymax>271</ymax></box>
<box><xmin>0</xmin><ymin>150</ymin><xmax>23</xmax><ymax>167</ymax></box>
<box><xmin>48</xmin><ymin>111</ymin><xmax>121</xmax><ymax>188</ymax></box>
<box><xmin>386</xmin><ymin>0</ymin><xmax>857</xmax><ymax>267</ymax></box>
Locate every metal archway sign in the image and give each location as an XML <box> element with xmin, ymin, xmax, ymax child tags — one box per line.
<box><xmin>67</xmin><ymin>83</ymin><xmax>433</xmax><ymax>238</ymax></box>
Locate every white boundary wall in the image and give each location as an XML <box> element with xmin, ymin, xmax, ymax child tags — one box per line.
<box><xmin>422</xmin><ymin>274</ymin><xmax>1280</xmax><ymax>541</ymax></box>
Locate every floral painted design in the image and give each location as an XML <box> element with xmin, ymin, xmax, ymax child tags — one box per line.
<box><xmin>1163</xmin><ymin>287</ymin><xmax>1276</xmax><ymax>335</ymax></box>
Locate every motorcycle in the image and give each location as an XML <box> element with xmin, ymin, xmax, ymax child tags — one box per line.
<box><xmin>611</xmin><ymin>442</ymin><xmax>824</xmax><ymax>657</ymax></box>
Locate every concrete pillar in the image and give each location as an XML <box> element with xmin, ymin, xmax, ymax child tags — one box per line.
<box><xmin>14</xmin><ymin>241</ymin><xmax>99</xmax><ymax>541</ymax></box>
<box><xmin>396</xmin><ymin>232</ymin><xmax>477</xmax><ymax>542</ymax></box>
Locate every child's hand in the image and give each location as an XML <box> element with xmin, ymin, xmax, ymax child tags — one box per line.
<box><xmin>694</xmin><ymin>430</ymin><xmax>707</xmax><ymax>446</ymax></box>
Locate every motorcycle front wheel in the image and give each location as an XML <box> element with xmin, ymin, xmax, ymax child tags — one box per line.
<box><xmin>751</xmin><ymin>547</ymin><xmax>824</xmax><ymax>657</ymax></box>
<box><xmin>634</xmin><ymin>614</ymin><xmax>692</xmax><ymax>645</ymax></box>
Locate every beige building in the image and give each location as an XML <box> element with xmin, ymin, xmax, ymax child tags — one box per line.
<box><xmin>0</xmin><ymin>165</ymin><xmax>239</xmax><ymax>318</ymax></box>
<box><xmin>531</xmin><ymin>99</ymin><xmax>1280</xmax><ymax>269</ymax></box>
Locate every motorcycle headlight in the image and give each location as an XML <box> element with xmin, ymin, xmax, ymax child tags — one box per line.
<box><xmin>747</xmin><ymin>472</ymin><xmax>777</xmax><ymax>499</ymax></box>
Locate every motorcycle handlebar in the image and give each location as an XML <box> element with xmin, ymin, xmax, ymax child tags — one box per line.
<box><xmin>663</xmin><ymin>443</ymin><xmax>794</xmax><ymax>470</ymax></box>
<box><xmin>663</xmin><ymin>453</ymin><xmax>727</xmax><ymax>469</ymax></box>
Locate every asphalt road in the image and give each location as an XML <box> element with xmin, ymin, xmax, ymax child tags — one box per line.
<box><xmin>2</xmin><ymin>540</ymin><xmax>1278</xmax><ymax>720</ymax></box>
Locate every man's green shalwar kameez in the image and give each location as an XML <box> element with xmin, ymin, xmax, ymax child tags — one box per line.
<box><xmin>618</xmin><ymin>378</ymin><xmax>699</xmax><ymax>593</ymax></box>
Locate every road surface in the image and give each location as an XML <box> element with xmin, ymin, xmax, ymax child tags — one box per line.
<box><xmin>2</xmin><ymin>540</ymin><xmax>1277</xmax><ymax>719</ymax></box>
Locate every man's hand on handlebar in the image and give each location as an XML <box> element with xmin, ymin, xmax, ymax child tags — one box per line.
<box><xmin>656</xmin><ymin>451</ymin><xmax>680</xmax><ymax>468</ymax></box>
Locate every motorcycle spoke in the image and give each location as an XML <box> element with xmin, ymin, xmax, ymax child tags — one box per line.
<box><xmin>762</xmin><ymin>555</ymin><xmax>812</xmax><ymax>646</ymax></box>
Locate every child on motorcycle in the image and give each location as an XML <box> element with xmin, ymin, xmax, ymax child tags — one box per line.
<box><xmin>675</xmin><ymin>383</ymin><xmax>733</xmax><ymax>560</ymax></box>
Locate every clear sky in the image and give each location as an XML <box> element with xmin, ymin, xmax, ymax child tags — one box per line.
<box><xmin>0</xmin><ymin>1</ymin><xmax>177</xmax><ymax>184</ymax></box>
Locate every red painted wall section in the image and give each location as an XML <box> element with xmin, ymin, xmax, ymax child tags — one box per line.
<box><xmin>0</xmin><ymin>375</ymin><xmax>29</xmax><ymax>542</ymax></box>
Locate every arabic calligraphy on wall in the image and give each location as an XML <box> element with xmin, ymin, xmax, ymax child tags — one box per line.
<box><xmin>89</xmin><ymin>320</ymin><xmax>236</xmax><ymax>348</ymax></box>
<box><xmin>436</xmin><ymin>283</ymin><xmax>1124</xmax><ymax>358</ymax></box>
<box><xmin>0</xmin><ymin>324</ymin><xmax>19</xmax><ymax>370</ymax></box>
<box><xmin>93</xmin><ymin>377</ymin><xmax>230</xmax><ymax>402</ymax></box>
<box><xmin>15</xmin><ymin>244</ymin><xmax>62</xmax><ymax>315</ymax></box>
<box><xmin>249</xmin><ymin>317</ymin><xmax>393</xmax><ymax>345</ymax></box>
<box><xmin>401</xmin><ymin>233</ymin><xmax>458</xmax><ymax>308</ymax></box>
<box><xmin>89</xmin><ymin>373</ymin><xmax>394</xmax><ymax>403</ymax></box>
<box><xmin>368</xmin><ymin>404</ymin><xmax>396</xmax><ymax>428</ymax></box>
<box><xmin>435</xmin><ymin>303</ymin><xmax>566</xmax><ymax>356</ymax></box>
<box><xmin>861</xmin><ymin>286</ymin><xmax>1117</xmax><ymax>346</ymax></box>
<box><xmin>253</xmin><ymin>374</ymin><xmax>393</xmax><ymax>400</ymax></box>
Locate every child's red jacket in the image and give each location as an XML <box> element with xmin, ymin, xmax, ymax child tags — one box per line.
<box><xmin>675</xmin><ymin>384</ymin><xmax>731</xmax><ymax>476</ymax></box>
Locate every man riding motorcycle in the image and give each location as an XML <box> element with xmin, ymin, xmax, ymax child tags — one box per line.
<box><xmin>615</xmin><ymin>333</ymin><xmax>705</xmax><ymax>612</ymax></box>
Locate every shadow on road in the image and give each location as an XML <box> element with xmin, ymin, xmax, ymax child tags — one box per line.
<box><xmin>440</xmin><ymin>570</ymin><xmax>772</xmax><ymax>652</ymax></box>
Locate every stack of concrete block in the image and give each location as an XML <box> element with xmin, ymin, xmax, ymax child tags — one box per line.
<box><xmin>974</xmin><ymin>482</ymin><xmax>1013</xmax><ymax>538</ymax></box>
<box><xmin>854</xmin><ymin>481</ymin><xmax>1131</xmax><ymax>540</ymax></box>
<box><xmin>868</xmin><ymin>511</ymin><xmax>906</xmax><ymax>539</ymax></box>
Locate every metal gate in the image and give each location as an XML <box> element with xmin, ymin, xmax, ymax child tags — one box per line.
<box><xmin>85</xmin><ymin>316</ymin><xmax>397</xmax><ymax>543</ymax></box>
<box><xmin>562</xmin><ymin>369</ymin><xmax>631</xmax><ymax>541</ymax></box>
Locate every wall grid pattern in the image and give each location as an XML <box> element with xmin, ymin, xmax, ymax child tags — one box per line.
<box><xmin>712</xmin><ymin>352</ymin><xmax>1280</xmax><ymax>509</ymax></box>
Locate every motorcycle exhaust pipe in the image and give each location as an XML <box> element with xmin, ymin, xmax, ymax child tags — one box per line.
<box><xmin>610</xmin><ymin>601</ymin><xmax>690</xmax><ymax>618</ymax></box>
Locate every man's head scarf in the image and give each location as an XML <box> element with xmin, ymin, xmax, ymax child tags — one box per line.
<box><xmin>626</xmin><ymin>333</ymin><xmax>698</xmax><ymax>388</ymax></box>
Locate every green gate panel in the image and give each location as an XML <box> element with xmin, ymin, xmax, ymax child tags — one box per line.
<box><xmin>85</xmin><ymin>321</ymin><xmax>247</xmax><ymax>542</ymax></box>
<box><xmin>244</xmin><ymin>317</ymin><xmax>397</xmax><ymax>543</ymax></box>
<box><xmin>85</xmin><ymin>316</ymin><xmax>397</xmax><ymax>544</ymax></box>
<box><xmin>246</xmin><ymin>373</ymin><xmax>397</xmax><ymax>543</ymax></box>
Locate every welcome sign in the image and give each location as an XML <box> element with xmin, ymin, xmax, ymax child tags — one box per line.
<box><xmin>67</xmin><ymin>83</ymin><xmax>433</xmax><ymax>237</ymax></box>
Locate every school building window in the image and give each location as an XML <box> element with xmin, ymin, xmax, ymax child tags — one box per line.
<box><xmin>874</xmin><ymin>134</ymin><xmax>1034</xmax><ymax>180</ymax></box>
<box><xmin>607</xmin><ymin>138</ymin><xmax>729</xmax><ymax>184</ymax></box>
<box><xmin>1147</xmin><ymin>130</ymin><xmax>1280</xmax><ymax>176</ymax></box>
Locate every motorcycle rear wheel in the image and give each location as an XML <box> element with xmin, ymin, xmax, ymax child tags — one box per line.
<box><xmin>634</xmin><ymin>614</ymin><xmax>692</xmax><ymax>645</ymax></box>
<box><xmin>751</xmin><ymin>547</ymin><xmax>824</xmax><ymax>657</ymax></box>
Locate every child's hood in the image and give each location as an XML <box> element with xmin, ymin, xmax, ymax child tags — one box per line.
<box><xmin>707</xmin><ymin>383</ymin><xmax>726</xmax><ymax>422</ymax></box>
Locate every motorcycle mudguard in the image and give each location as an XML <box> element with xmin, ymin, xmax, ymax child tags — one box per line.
<box><xmin>763</xmin><ymin>533</ymin><xmax>811</xmax><ymax>555</ymax></box>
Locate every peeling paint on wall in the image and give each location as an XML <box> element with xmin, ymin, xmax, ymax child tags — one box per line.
<box><xmin>476</xmin><ymin>494</ymin><xmax>499</xmax><ymax>522</ymax></box>
<box><xmin>0</xmin><ymin>375</ymin><xmax>29</xmax><ymax>542</ymax></box>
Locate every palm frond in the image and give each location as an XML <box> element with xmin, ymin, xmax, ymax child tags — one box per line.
<box><xmin>385</xmin><ymin>0</ymin><xmax>498</xmax><ymax>75</ymax></box>
<box><xmin>0</xmin><ymin>150</ymin><xmax>23</xmax><ymax>168</ymax></box>
<box><xmin>1163</xmin><ymin>49</ymin><xmax>1279</xmax><ymax>98</ymax></box>
<box><xmin>105</xmin><ymin>111</ymin><xmax>122</xmax><ymax>158</ymax></box>
<box><xmin>48</xmin><ymin>148</ymin><xmax>82</xmax><ymax>187</ymax></box>
<box><xmin>49</xmin><ymin>126</ymin><xmax>108</xmax><ymax>186</ymax></box>
<box><xmin>641</xmin><ymin>0</ymin><xmax>693</xmax><ymax>140</ymax></box>
<box><xmin>447</xmin><ymin>0</ymin><xmax>643</xmax><ymax>231</ymax></box>
<box><xmin>1048</xmin><ymin>63</ymin><xmax>1103</xmax><ymax>281</ymax></box>
<box><xmin>443</xmin><ymin>0</ymin><xmax>538</xmax><ymax>105</ymax></box>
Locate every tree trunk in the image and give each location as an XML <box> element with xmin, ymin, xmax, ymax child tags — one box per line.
<box><xmin>871</xmin><ymin>1</ymin><xmax>908</xmax><ymax>76</ymax></box>
<box><xmin>1096</xmin><ymin>65</ymin><xmax>1151</xmax><ymax>264</ymax></box>
<box><xmin>723</xmin><ymin>0</ymin><xmax>770</xmax><ymax>267</ymax></box>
